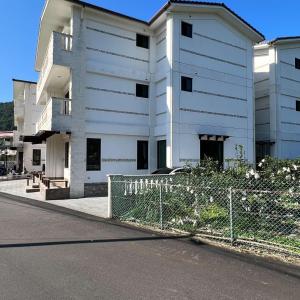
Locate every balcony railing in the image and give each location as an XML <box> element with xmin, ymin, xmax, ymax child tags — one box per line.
<box><xmin>37</xmin><ymin>32</ymin><xmax>73</xmax><ymax>102</ymax></box>
<box><xmin>37</xmin><ymin>97</ymin><xmax>72</xmax><ymax>133</ymax></box>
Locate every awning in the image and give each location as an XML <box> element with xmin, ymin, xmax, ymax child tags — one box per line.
<box><xmin>22</xmin><ymin>131</ymin><xmax>71</xmax><ymax>144</ymax></box>
<box><xmin>199</xmin><ymin>134</ymin><xmax>230</xmax><ymax>142</ymax></box>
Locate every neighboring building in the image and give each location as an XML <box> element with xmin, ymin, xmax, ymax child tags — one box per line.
<box><xmin>0</xmin><ymin>131</ymin><xmax>16</xmax><ymax>171</ymax></box>
<box><xmin>254</xmin><ymin>37</ymin><xmax>300</xmax><ymax>161</ymax></box>
<box><xmin>26</xmin><ymin>0</ymin><xmax>263</xmax><ymax>198</ymax></box>
<box><xmin>13</xmin><ymin>79</ymin><xmax>46</xmax><ymax>173</ymax></box>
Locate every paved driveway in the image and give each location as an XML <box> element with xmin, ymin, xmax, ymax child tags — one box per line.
<box><xmin>0</xmin><ymin>195</ymin><xmax>299</xmax><ymax>300</ymax></box>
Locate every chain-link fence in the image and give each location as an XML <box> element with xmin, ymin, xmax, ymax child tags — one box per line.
<box><xmin>110</xmin><ymin>174</ymin><xmax>300</xmax><ymax>256</ymax></box>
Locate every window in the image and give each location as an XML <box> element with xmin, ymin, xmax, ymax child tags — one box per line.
<box><xmin>137</xmin><ymin>141</ymin><xmax>148</xmax><ymax>170</ymax></box>
<box><xmin>181</xmin><ymin>76</ymin><xmax>193</xmax><ymax>92</ymax></box>
<box><xmin>136</xmin><ymin>84</ymin><xmax>149</xmax><ymax>98</ymax></box>
<box><xmin>295</xmin><ymin>58</ymin><xmax>300</xmax><ymax>69</ymax></box>
<box><xmin>86</xmin><ymin>139</ymin><xmax>101</xmax><ymax>171</ymax></box>
<box><xmin>181</xmin><ymin>21</ymin><xmax>193</xmax><ymax>38</ymax></box>
<box><xmin>136</xmin><ymin>34</ymin><xmax>149</xmax><ymax>49</ymax></box>
<box><xmin>157</xmin><ymin>140</ymin><xmax>167</xmax><ymax>169</ymax></box>
<box><xmin>65</xmin><ymin>142</ymin><xmax>69</xmax><ymax>168</ymax></box>
<box><xmin>296</xmin><ymin>101</ymin><xmax>300</xmax><ymax>112</ymax></box>
<box><xmin>32</xmin><ymin>149</ymin><xmax>41</xmax><ymax>166</ymax></box>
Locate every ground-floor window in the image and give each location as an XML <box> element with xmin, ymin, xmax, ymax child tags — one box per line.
<box><xmin>137</xmin><ymin>140</ymin><xmax>148</xmax><ymax>170</ymax></box>
<box><xmin>200</xmin><ymin>140</ymin><xmax>224</xmax><ymax>167</ymax></box>
<box><xmin>256</xmin><ymin>143</ymin><xmax>271</xmax><ymax>163</ymax></box>
<box><xmin>65</xmin><ymin>142</ymin><xmax>69</xmax><ymax>168</ymax></box>
<box><xmin>86</xmin><ymin>139</ymin><xmax>101</xmax><ymax>171</ymax></box>
<box><xmin>32</xmin><ymin>149</ymin><xmax>41</xmax><ymax>166</ymax></box>
<box><xmin>157</xmin><ymin>140</ymin><xmax>167</xmax><ymax>169</ymax></box>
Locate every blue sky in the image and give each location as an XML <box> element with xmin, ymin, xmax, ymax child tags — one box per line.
<box><xmin>1</xmin><ymin>0</ymin><xmax>299</xmax><ymax>102</ymax></box>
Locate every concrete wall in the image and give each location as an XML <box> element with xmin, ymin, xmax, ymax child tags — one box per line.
<box><xmin>254</xmin><ymin>42</ymin><xmax>300</xmax><ymax>159</ymax></box>
<box><xmin>167</xmin><ymin>13</ymin><xmax>255</xmax><ymax>166</ymax></box>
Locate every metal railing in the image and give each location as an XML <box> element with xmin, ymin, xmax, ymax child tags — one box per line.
<box><xmin>109</xmin><ymin>174</ymin><xmax>300</xmax><ymax>257</ymax></box>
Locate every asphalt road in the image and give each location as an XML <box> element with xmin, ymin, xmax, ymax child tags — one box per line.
<box><xmin>0</xmin><ymin>196</ymin><xmax>299</xmax><ymax>300</ymax></box>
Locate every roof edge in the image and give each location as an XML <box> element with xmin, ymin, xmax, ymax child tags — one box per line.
<box><xmin>269</xmin><ymin>36</ymin><xmax>300</xmax><ymax>45</ymax></box>
<box><xmin>63</xmin><ymin>0</ymin><xmax>264</xmax><ymax>40</ymax></box>
<box><xmin>12</xmin><ymin>79</ymin><xmax>37</xmax><ymax>85</ymax></box>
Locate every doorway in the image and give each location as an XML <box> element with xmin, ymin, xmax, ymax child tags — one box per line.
<box><xmin>157</xmin><ymin>140</ymin><xmax>166</xmax><ymax>169</ymax></box>
<box><xmin>201</xmin><ymin>140</ymin><xmax>224</xmax><ymax>166</ymax></box>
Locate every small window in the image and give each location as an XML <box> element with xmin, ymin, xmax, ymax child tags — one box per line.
<box><xmin>295</xmin><ymin>58</ymin><xmax>300</xmax><ymax>69</ymax></box>
<box><xmin>65</xmin><ymin>142</ymin><xmax>69</xmax><ymax>168</ymax></box>
<box><xmin>296</xmin><ymin>101</ymin><xmax>300</xmax><ymax>111</ymax></box>
<box><xmin>181</xmin><ymin>76</ymin><xmax>193</xmax><ymax>92</ymax></box>
<box><xmin>32</xmin><ymin>149</ymin><xmax>41</xmax><ymax>166</ymax></box>
<box><xmin>137</xmin><ymin>141</ymin><xmax>148</xmax><ymax>170</ymax></box>
<box><xmin>86</xmin><ymin>139</ymin><xmax>101</xmax><ymax>171</ymax></box>
<box><xmin>136</xmin><ymin>84</ymin><xmax>149</xmax><ymax>98</ymax></box>
<box><xmin>136</xmin><ymin>34</ymin><xmax>149</xmax><ymax>49</ymax></box>
<box><xmin>181</xmin><ymin>21</ymin><xmax>193</xmax><ymax>38</ymax></box>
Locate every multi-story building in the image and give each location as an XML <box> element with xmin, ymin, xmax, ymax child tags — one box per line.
<box><xmin>254</xmin><ymin>37</ymin><xmax>300</xmax><ymax>161</ymax></box>
<box><xmin>26</xmin><ymin>0</ymin><xmax>264</xmax><ymax>198</ymax></box>
<box><xmin>13</xmin><ymin>79</ymin><xmax>46</xmax><ymax>173</ymax></box>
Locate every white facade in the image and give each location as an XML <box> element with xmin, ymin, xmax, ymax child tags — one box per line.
<box><xmin>34</xmin><ymin>0</ymin><xmax>263</xmax><ymax>198</ymax></box>
<box><xmin>254</xmin><ymin>38</ymin><xmax>300</xmax><ymax>160</ymax></box>
<box><xmin>13</xmin><ymin>80</ymin><xmax>46</xmax><ymax>172</ymax></box>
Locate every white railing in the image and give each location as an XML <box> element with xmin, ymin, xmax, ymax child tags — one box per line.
<box><xmin>37</xmin><ymin>32</ymin><xmax>73</xmax><ymax>102</ymax></box>
<box><xmin>36</xmin><ymin>98</ymin><xmax>72</xmax><ymax>132</ymax></box>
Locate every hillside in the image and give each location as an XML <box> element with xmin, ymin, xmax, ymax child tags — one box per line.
<box><xmin>0</xmin><ymin>102</ymin><xmax>14</xmax><ymax>131</ymax></box>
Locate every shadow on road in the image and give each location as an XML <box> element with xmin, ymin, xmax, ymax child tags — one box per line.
<box><xmin>0</xmin><ymin>234</ymin><xmax>194</xmax><ymax>249</ymax></box>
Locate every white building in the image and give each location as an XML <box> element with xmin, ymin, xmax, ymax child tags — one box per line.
<box><xmin>254</xmin><ymin>37</ymin><xmax>300</xmax><ymax>161</ymax></box>
<box><xmin>13</xmin><ymin>79</ymin><xmax>46</xmax><ymax>173</ymax></box>
<box><xmin>29</xmin><ymin>0</ymin><xmax>264</xmax><ymax>198</ymax></box>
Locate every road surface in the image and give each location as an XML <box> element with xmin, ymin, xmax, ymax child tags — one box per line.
<box><xmin>0</xmin><ymin>195</ymin><xmax>299</xmax><ymax>299</ymax></box>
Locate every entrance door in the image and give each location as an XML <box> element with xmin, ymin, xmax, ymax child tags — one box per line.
<box><xmin>157</xmin><ymin>140</ymin><xmax>166</xmax><ymax>169</ymax></box>
<box><xmin>201</xmin><ymin>140</ymin><xmax>224</xmax><ymax>166</ymax></box>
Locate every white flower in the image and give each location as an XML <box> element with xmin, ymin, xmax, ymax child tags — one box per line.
<box><xmin>250</xmin><ymin>169</ymin><xmax>255</xmax><ymax>176</ymax></box>
<box><xmin>210</xmin><ymin>196</ymin><xmax>214</xmax><ymax>203</ymax></box>
<box><xmin>258</xmin><ymin>162</ymin><xmax>263</xmax><ymax>167</ymax></box>
<box><xmin>286</xmin><ymin>175</ymin><xmax>291</xmax><ymax>180</ymax></box>
<box><xmin>293</xmin><ymin>165</ymin><xmax>298</xmax><ymax>171</ymax></box>
<box><xmin>246</xmin><ymin>173</ymin><xmax>250</xmax><ymax>179</ymax></box>
<box><xmin>254</xmin><ymin>173</ymin><xmax>260</xmax><ymax>180</ymax></box>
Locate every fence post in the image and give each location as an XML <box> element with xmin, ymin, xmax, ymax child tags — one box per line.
<box><xmin>229</xmin><ymin>187</ymin><xmax>234</xmax><ymax>245</ymax></box>
<box><xmin>159</xmin><ymin>183</ymin><xmax>163</xmax><ymax>230</ymax></box>
<box><xmin>107</xmin><ymin>175</ymin><xmax>112</xmax><ymax>219</ymax></box>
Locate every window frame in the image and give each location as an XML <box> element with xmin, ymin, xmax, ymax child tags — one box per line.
<box><xmin>86</xmin><ymin>138</ymin><xmax>101</xmax><ymax>171</ymax></box>
<box><xmin>181</xmin><ymin>21</ymin><xmax>193</xmax><ymax>38</ymax></box>
<box><xmin>136</xmin><ymin>83</ymin><xmax>149</xmax><ymax>98</ymax></box>
<box><xmin>181</xmin><ymin>76</ymin><xmax>193</xmax><ymax>92</ymax></box>
<box><xmin>137</xmin><ymin>140</ymin><xmax>149</xmax><ymax>170</ymax></box>
<box><xmin>296</xmin><ymin>100</ymin><xmax>300</xmax><ymax>112</ymax></box>
<box><xmin>136</xmin><ymin>33</ymin><xmax>149</xmax><ymax>49</ymax></box>
<box><xmin>32</xmin><ymin>149</ymin><xmax>41</xmax><ymax>166</ymax></box>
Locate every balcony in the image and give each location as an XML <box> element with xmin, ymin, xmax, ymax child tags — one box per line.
<box><xmin>37</xmin><ymin>32</ymin><xmax>73</xmax><ymax>103</ymax></box>
<box><xmin>36</xmin><ymin>98</ymin><xmax>72</xmax><ymax>133</ymax></box>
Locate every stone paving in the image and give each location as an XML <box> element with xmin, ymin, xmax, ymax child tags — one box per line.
<box><xmin>0</xmin><ymin>179</ymin><xmax>109</xmax><ymax>218</ymax></box>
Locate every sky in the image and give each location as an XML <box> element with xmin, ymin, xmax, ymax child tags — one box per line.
<box><xmin>1</xmin><ymin>0</ymin><xmax>300</xmax><ymax>102</ymax></box>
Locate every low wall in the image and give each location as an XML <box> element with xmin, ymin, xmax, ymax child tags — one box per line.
<box><xmin>41</xmin><ymin>185</ymin><xmax>70</xmax><ymax>200</ymax></box>
<box><xmin>84</xmin><ymin>183</ymin><xmax>108</xmax><ymax>197</ymax></box>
